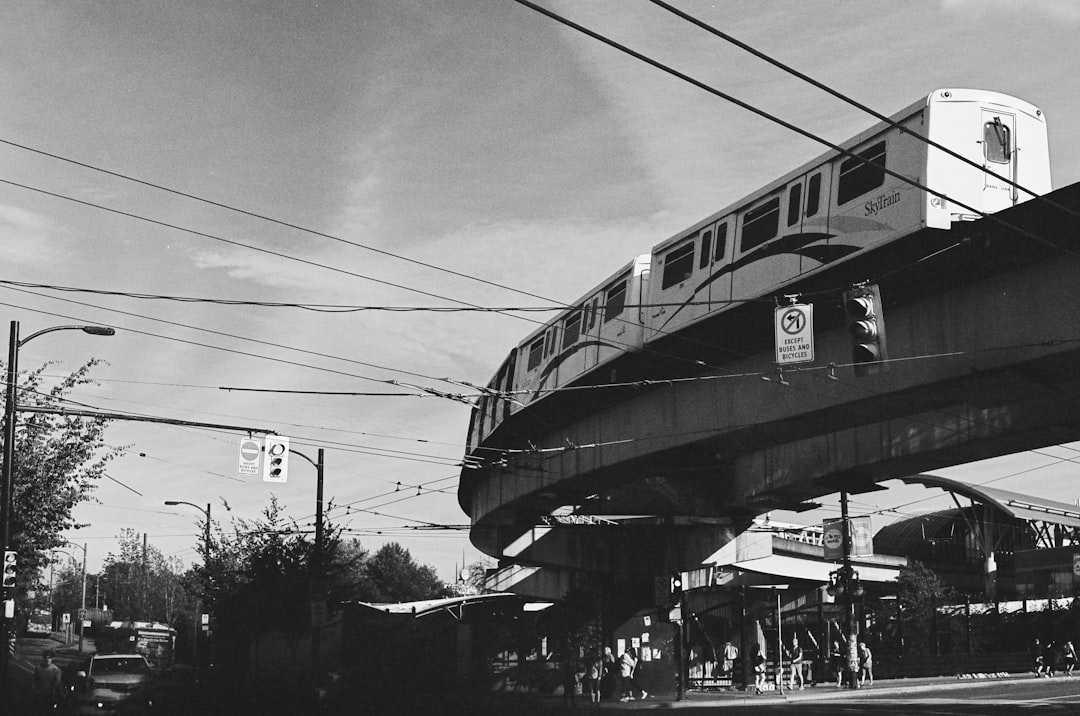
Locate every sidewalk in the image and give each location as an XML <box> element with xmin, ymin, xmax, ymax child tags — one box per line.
<box><xmin>487</xmin><ymin>671</ymin><xmax>1036</xmax><ymax>712</ymax></box>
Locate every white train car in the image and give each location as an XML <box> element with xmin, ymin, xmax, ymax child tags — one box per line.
<box><xmin>466</xmin><ymin>255</ymin><xmax>651</xmax><ymax>454</ymax></box>
<box><xmin>465</xmin><ymin>89</ymin><xmax>1050</xmax><ymax>457</ymax></box>
<box><xmin>645</xmin><ymin>89</ymin><xmax>1050</xmax><ymax>341</ymax></box>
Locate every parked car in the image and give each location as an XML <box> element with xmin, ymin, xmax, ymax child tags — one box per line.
<box><xmin>64</xmin><ymin>653</ymin><xmax>156</xmax><ymax>714</ymax></box>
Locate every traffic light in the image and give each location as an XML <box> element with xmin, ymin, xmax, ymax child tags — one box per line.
<box><xmin>262</xmin><ymin>436</ymin><xmax>290</xmax><ymax>483</ymax></box>
<box><xmin>2</xmin><ymin>551</ymin><xmax>15</xmax><ymax>589</ymax></box>
<box><xmin>842</xmin><ymin>283</ymin><xmax>888</xmax><ymax>376</ymax></box>
<box><xmin>670</xmin><ymin>572</ymin><xmax>683</xmax><ymax>598</ymax></box>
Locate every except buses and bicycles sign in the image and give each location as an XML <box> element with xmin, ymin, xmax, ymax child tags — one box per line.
<box><xmin>774</xmin><ymin>303</ymin><xmax>814</xmax><ymax>365</ymax></box>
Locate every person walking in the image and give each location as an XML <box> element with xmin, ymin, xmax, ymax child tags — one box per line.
<box><xmin>788</xmin><ymin>636</ymin><xmax>804</xmax><ymax>690</ymax></box>
<box><xmin>583</xmin><ymin>649</ymin><xmax>603</xmax><ymax>709</ymax></box>
<box><xmin>601</xmin><ymin>646</ymin><xmax>618</xmax><ymax>701</ymax></box>
<box><xmin>560</xmin><ymin>649</ymin><xmax>579</xmax><ymax>710</ymax></box>
<box><xmin>1064</xmin><ymin>641</ymin><xmax>1077</xmax><ymax>677</ymax></box>
<box><xmin>720</xmin><ymin>639</ymin><xmax>739</xmax><ymax>689</ymax></box>
<box><xmin>1033</xmin><ymin>638</ymin><xmax>1047</xmax><ymax>677</ymax></box>
<box><xmin>831</xmin><ymin>640</ymin><xmax>846</xmax><ymax>687</ymax></box>
<box><xmin>619</xmin><ymin>646</ymin><xmax>647</xmax><ymax>701</ymax></box>
<box><xmin>32</xmin><ymin>650</ymin><xmax>64</xmax><ymax>714</ymax></box>
<box><xmin>857</xmin><ymin>642</ymin><xmax>873</xmax><ymax>686</ymax></box>
<box><xmin>751</xmin><ymin>643</ymin><xmax>766</xmax><ymax>694</ymax></box>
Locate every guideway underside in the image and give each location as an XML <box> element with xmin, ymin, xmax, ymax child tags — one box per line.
<box><xmin>461</xmin><ymin>183</ymin><xmax>1080</xmax><ymax>571</ymax></box>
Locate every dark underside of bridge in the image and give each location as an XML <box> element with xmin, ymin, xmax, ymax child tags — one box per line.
<box><xmin>459</xmin><ymin>183</ymin><xmax>1080</xmax><ymax>583</ymax></box>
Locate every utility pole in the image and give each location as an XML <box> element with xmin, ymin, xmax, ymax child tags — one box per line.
<box><xmin>840</xmin><ymin>490</ymin><xmax>860</xmax><ymax>689</ymax></box>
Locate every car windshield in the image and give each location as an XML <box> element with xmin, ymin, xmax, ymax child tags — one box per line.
<box><xmin>93</xmin><ymin>657</ymin><xmax>150</xmax><ymax>676</ymax></box>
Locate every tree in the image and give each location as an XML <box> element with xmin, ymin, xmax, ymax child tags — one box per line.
<box><xmin>894</xmin><ymin>560</ymin><xmax>952</xmax><ymax>656</ymax></box>
<box><xmin>361</xmin><ymin>543</ymin><xmax>450</xmax><ymax>603</ymax></box>
<box><xmin>101</xmin><ymin>529</ymin><xmax>192</xmax><ymax>623</ymax></box>
<box><xmin>4</xmin><ymin>359</ymin><xmax>121</xmax><ymax>605</ymax></box>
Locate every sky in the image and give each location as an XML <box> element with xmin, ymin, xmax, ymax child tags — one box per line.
<box><xmin>2</xmin><ymin>0</ymin><xmax>1080</xmax><ymax>580</ymax></box>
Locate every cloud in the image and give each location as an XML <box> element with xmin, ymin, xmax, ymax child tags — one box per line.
<box><xmin>0</xmin><ymin>204</ymin><xmax>69</xmax><ymax>265</ymax></box>
<box><xmin>941</xmin><ymin>0</ymin><xmax>1080</xmax><ymax>21</ymax></box>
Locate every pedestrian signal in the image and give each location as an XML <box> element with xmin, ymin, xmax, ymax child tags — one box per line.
<box><xmin>842</xmin><ymin>283</ymin><xmax>888</xmax><ymax>376</ymax></box>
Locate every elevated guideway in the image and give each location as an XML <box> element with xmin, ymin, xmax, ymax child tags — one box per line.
<box><xmin>459</xmin><ymin>182</ymin><xmax>1080</xmax><ymax>583</ymax></box>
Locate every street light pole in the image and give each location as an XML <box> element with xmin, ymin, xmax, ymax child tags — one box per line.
<box><xmin>164</xmin><ymin>501</ymin><xmax>211</xmax><ymax>569</ymax></box>
<box><xmin>0</xmin><ymin>321</ymin><xmax>114</xmax><ymax>694</ymax></box>
<box><xmin>290</xmin><ymin>447</ymin><xmax>325</xmax><ymax>673</ymax></box>
<box><xmin>164</xmin><ymin>499</ymin><xmax>212</xmax><ymax>667</ymax></box>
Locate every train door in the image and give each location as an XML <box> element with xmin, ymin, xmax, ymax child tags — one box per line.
<box><xmin>731</xmin><ymin>192</ymin><xmax>800</xmax><ymax>301</ymax></box>
<box><xmin>582</xmin><ymin>295</ymin><xmax>602</xmax><ymax>371</ymax></box>
<box><xmin>706</xmin><ymin>218</ymin><xmax>733</xmax><ymax>309</ymax></box>
<box><xmin>649</xmin><ymin>230</ymin><xmax>710</xmax><ymax>336</ymax></box>
<box><xmin>980</xmin><ymin>110</ymin><xmax>1017</xmax><ymax>213</ymax></box>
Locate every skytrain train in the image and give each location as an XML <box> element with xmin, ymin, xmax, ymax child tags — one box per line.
<box><xmin>465</xmin><ymin>88</ymin><xmax>1051</xmax><ymax>457</ymax></box>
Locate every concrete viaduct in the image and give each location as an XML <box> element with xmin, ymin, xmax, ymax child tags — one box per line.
<box><xmin>458</xmin><ymin>183</ymin><xmax>1080</xmax><ymax>599</ymax></box>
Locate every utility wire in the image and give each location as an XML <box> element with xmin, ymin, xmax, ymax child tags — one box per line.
<box><xmin>511</xmin><ymin>0</ymin><xmax>1077</xmax><ymax>257</ymax></box>
<box><xmin>648</xmin><ymin>0</ymin><xmax>1080</xmax><ymax>223</ymax></box>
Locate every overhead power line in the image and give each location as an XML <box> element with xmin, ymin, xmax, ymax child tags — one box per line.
<box><xmin>511</xmin><ymin>0</ymin><xmax>1077</xmax><ymax>257</ymax></box>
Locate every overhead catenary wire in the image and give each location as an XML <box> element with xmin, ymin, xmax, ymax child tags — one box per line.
<box><xmin>511</xmin><ymin>0</ymin><xmax>1078</xmax><ymax>257</ymax></box>
<box><xmin>647</xmin><ymin>0</ymin><xmax>1080</xmax><ymax>224</ymax></box>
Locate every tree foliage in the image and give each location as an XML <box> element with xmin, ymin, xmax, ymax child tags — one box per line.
<box><xmin>192</xmin><ymin>497</ymin><xmax>449</xmax><ymax>659</ymax></box>
<box><xmin>894</xmin><ymin>560</ymin><xmax>953</xmax><ymax>656</ymax></box>
<box><xmin>5</xmin><ymin>359</ymin><xmax>121</xmax><ymax>602</ymax></box>
<box><xmin>101</xmin><ymin>528</ymin><xmax>193</xmax><ymax>623</ymax></box>
<box><xmin>359</xmin><ymin>542</ymin><xmax>451</xmax><ymax>603</ymax></box>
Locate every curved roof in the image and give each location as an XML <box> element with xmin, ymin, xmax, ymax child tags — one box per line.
<box><xmin>900</xmin><ymin>473</ymin><xmax>1080</xmax><ymax>528</ymax></box>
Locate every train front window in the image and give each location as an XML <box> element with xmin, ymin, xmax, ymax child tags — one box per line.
<box><xmin>740</xmin><ymin>196</ymin><xmax>780</xmax><ymax>253</ymax></box>
<box><xmin>661</xmin><ymin>241</ymin><xmax>695</xmax><ymax>289</ymax></box>
<box><xmin>838</xmin><ymin>140</ymin><xmax>886</xmax><ymax>205</ymax></box>
<box><xmin>604</xmin><ymin>279</ymin><xmax>627</xmax><ymax>322</ymax></box>
<box><xmin>984</xmin><ymin>119</ymin><xmax>1011</xmax><ymax>163</ymax></box>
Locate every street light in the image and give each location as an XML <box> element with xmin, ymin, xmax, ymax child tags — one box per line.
<box><xmin>288</xmin><ymin>447</ymin><xmax>325</xmax><ymax>673</ymax></box>
<box><xmin>0</xmin><ymin>321</ymin><xmax>114</xmax><ymax>692</ymax></box>
<box><xmin>164</xmin><ymin>500</ymin><xmax>212</xmax><ymax>667</ymax></box>
<box><xmin>163</xmin><ymin>501</ymin><xmax>211</xmax><ymax>569</ymax></box>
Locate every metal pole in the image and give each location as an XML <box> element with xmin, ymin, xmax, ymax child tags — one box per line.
<box><xmin>777</xmin><ymin>588</ymin><xmax>784</xmax><ymax>695</ymax></box>
<box><xmin>0</xmin><ymin>321</ymin><xmax>20</xmax><ymax>696</ymax></box>
<box><xmin>840</xmin><ymin>490</ymin><xmax>858</xmax><ymax>689</ymax></box>
<box><xmin>79</xmin><ymin>543</ymin><xmax>87</xmax><ymax>653</ymax></box>
<box><xmin>312</xmin><ymin>448</ymin><xmax>324</xmax><ymax>671</ymax></box>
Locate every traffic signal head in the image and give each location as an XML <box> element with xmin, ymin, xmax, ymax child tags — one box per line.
<box><xmin>2</xmin><ymin>551</ymin><xmax>16</xmax><ymax>589</ymax></box>
<box><xmin>262</xmin><ymin>436</ymin><xmax>290</xmax><ymax>483</ymax></box>
<box><xmin>842</xmin><ymin>284</ymin><xmax>888</xmax><ymax>376</ymax></box>
<box><xmin>670</xmin><ymin>572</ymin><xmax>683</xmax><ymax>597</ymax></box>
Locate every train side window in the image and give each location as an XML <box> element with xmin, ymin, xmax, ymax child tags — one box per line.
<box><xmin>604</xmin><ymin>279</ymin><xmax>627</xmax><ymax>322</ymax></box>
<box><xmin>661</xmin><ymin>241</ymin><xmax>695</xmax><ymax>289</ymax></box>
<box><xmin>713</xmin><ymin>222</ymin><xmax>728</xmax><ymax>261</ymax></box>
<box><xmin>787</xmin><ymin>183</ymin><xmax>802</xmax><ymax>227</ymax></box>
<box><xmin>562</xmin><ymin>311</ymin><xmax>582</xmax><ymax>350</ymax></box>
<box><xmin>838</xmin><ymin>140</ymin><xmax>886</xmax><ymax>205</ymax></box>
<box><xmin>740</xmin><ymin>196</ymin><xmax>780</xmax><ymax>253</ymax></box>
<box><xmin>587</xmin><ymin>298</ymin><xmax>599</xmax><ymax>331</ymax></box>
<box><xmin>527</xmin><ymin>336</ymin><xmax>544</xmax><ymax>370</ymax></box>
<box><xmin>545</xmin><ymin>327</ymin><xmax>557</xmax><ymax>357</ymax></box>
<box><xmin>699</xmin><ymin>230</ymin><xmax>713</xmax><ymax>269</ymax></box>
<box><xmin>806</xmin><ymin>173</ymin><xmax>822</xmax><ymax>217</ymax></box>
<box><xmin>984</xmin><ymin>119</ymin><xmax>1011</xmax><ymax>163</ymax></box>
